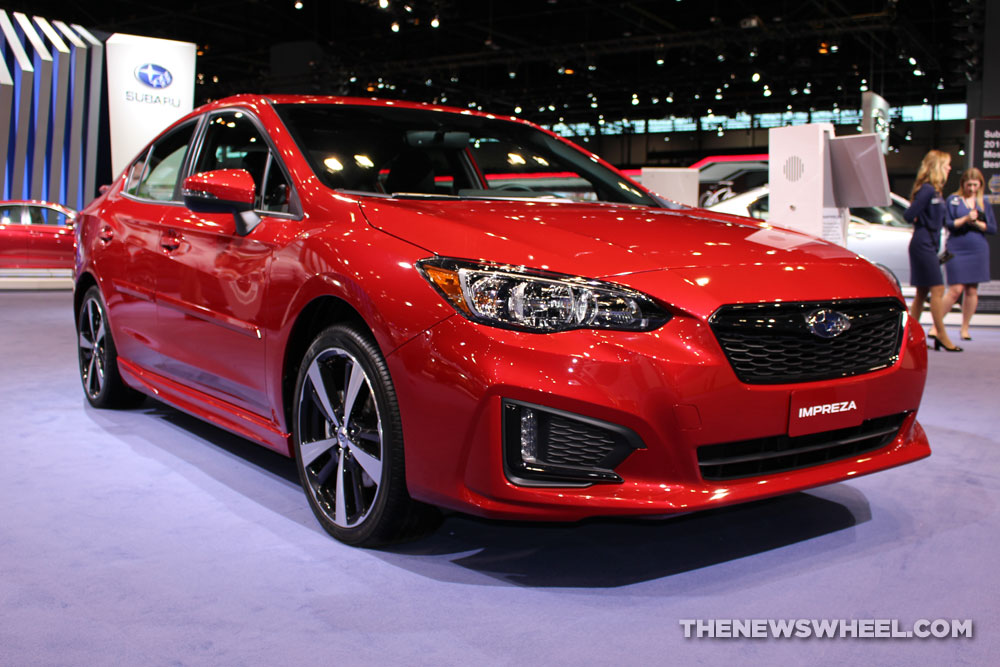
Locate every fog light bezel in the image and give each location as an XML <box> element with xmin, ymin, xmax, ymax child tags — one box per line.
<box><xmin>501</xmin><ymin>399</ymin><xmax>644</xmax><ymax>487</ymax></box>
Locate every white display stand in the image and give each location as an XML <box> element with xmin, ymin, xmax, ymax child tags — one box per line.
<box><xmin>106</xmin><ymin>33</ymin><xmax>196</xmax><ymax>177</ymax></box>
<box><xmin>768</xmin><ymin>124</ymin><xmax>890</xmax><ymax>247</ymax></box>
<box><xmin>640</xmin><ymin>167</ymin><xmax>699</xmax><ymax>207</ymax></box>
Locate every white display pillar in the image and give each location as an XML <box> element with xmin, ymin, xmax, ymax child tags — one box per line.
<box><xmin>105</xmin><ymin>33</ymin><xmax>196</xmax><ymax>177</ymax></box>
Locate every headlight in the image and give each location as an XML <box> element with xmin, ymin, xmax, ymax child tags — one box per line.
<box><xmin>417</xmin><ymin>258</ymin><xmax>670</xmax><ymax>333</ymax></box>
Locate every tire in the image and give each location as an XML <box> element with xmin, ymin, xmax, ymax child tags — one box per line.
<box><xmin>76</xmin><ymin>286</ymin><xmax>144</xmax><ymax>409</ymax></box>
<box><xmin>292</xmin><ymin>325</ymin><xmax>439</xmax><ymax>547</ymax></box>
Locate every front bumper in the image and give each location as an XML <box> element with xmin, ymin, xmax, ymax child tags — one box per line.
<box><xmin>386</xmin><ymin>305</ymin><xmax>930</xmax><ymax>521</ymax></box>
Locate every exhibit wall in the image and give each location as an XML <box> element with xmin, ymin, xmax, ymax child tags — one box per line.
<box><xmin>0</xmin><ymin>10</ymin><xmax>104</xmax><ymax>210</ymax></box>
<box><xmin>1</xmin><ymin>10</ymin><xmax>195</xmax><ymax>210</ymax></box>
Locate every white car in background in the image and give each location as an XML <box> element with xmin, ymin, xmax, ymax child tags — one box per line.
<box><xmin>709</xmin><ymin>186</ymin><xmax>913</xmax><ymax>287</ymax></box>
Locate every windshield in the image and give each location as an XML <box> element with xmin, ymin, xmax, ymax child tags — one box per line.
<box><xmin>274</xmin><ymin>103</ymin><xmax>659</xmax><ymax>206</ymax></box>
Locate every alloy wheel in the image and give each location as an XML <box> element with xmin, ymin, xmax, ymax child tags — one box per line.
<box><xmin>78</xmin><ymin>295</ymin><xmax>108</xmax><ymax>401</ymax></box>
<box><xmin>296</xmin><ymin>346</ymin><xmax>384</xmax><ymax>528</ymax></box>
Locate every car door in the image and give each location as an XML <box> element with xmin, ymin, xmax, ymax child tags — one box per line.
<box><xmin>153</xmin><ymin>108</ymin><xmax>297</xmax><ymax>418</ymax></box>
<box><xmin>23</xmin><ymin>204</ymin><xmax>75</xmax><ymax>269</ymax></box>
<box><xmin>0</xmin><ymin>204</ymin><xmax>31</xmax><ymax>267</ymax></box>
<box><xmin>101</xmin><ymin>120</ymin><xmax>199</xmax><ymax>370</ymax></box>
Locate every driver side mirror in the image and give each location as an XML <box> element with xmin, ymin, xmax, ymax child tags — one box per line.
<box><xmin>182</xmin><ymin>169</ymin><xmax>261</xmax><ymax>236</ymax></box>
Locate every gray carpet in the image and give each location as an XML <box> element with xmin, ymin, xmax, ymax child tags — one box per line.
<box><xmin>1</xmin><ymin>290</ymin><xmax>995</xmax><ymax>665</ymax></box>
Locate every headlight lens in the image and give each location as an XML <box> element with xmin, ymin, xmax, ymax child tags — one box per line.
<box><xmin>417</xmin><ymin>258</ymin><xmax>670</xmax><ymax>333</ymax></box>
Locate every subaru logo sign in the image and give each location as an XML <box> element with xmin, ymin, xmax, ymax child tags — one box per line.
<box><xmin>134</xmin><ymin>63</ymin><xmax>173</xmax><ymax>89</ymax></box>
<box><xmin>805</xmin><ymin>309</ymin><xmax>851</xmax><ymax>339</ymax></box>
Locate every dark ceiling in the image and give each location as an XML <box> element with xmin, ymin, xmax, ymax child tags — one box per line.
<box><xmin>2</xmin><ymin>0</ymin><xmax>985</xmax><ymax>126</ymax></box>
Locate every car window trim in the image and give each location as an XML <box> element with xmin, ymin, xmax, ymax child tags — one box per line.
<box><xmin>120</xmin><ymin>119</ymin><xmax>200</xmax><ymax>205</ymax></box>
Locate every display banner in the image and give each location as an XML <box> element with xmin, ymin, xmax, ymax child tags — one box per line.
<box><xmin>106</xmin><ymin>33</ymin><xmax>196</xmax><ymax>177</ymax></box>
<box><xmin>968</xmin><ymin>119</ymin><xmax>1000</xmax><ymax>284</ymax></box>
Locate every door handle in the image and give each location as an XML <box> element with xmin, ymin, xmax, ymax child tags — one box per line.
<box><xmin>98</xmin><ymin>225</ymin><xmax>114</xmax><ymax>243</ymax></box>
<box><xmin>161</xmin><ymin>231</ymin><xmax>182</xmax><ymax>252</ymax></box>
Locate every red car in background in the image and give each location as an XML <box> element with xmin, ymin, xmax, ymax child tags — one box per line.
<box><xmin>74</xmin><ymin>95</ymin><xmax>930</xmax><ymax>547</ymax></box>
<box><xmin>0</xmin><ymin>201</ymin><xmax>76</xmax><ymax>269</ymax></box>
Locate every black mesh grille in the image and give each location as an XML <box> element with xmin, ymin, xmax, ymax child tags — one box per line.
<box><xmin>543</xmin><ymin>415</ymin><xmax>621</xmax><ymax>467</ymax></box>
<box><xmin>697</xmin><ymin>412</ymin><xmax>909</xmax><ymax>480</ymax></box>
<box><xmin>709</xmin><ymin>298</ymin><xmax>905</xmax><ymax>384</ymax></box>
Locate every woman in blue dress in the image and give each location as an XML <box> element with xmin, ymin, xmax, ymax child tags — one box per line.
<box><xmin>940</xmin><ymin>168</ymin><xmax>997</xmax><ymax>340</ymax></box>
<box><xmin>904</xmin><ymin>150</ymin><xmax>960</xmax><ymax>351</ymax></box>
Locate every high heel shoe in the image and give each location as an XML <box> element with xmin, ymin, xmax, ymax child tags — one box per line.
<box><xmin>933</xmin><ymin>337</ymin><xmax>963</xmax><ymax>352</ymax></box>
<box><xmin>961</xmin><ymin>333</ymin><xmax>972</xmax><ymax>341</ymax></box>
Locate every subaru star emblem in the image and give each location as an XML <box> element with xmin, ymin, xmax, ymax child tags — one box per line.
<box><xmin>805</xmin><ymin>309</ymin><xmax>851</xmax><ymax>338</ymax></box>
<box><xmin>135</xmin><ymin>63</ymin><xmax>173</xmax><ymax>89</ymax></box>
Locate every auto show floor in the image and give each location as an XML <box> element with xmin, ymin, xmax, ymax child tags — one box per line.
<box><xmin>1</xmin><ymin>290</ymin><xmax>997</xmax><ymax>666</ymax></box>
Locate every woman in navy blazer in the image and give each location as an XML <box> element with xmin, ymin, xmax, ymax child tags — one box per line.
<box><xmin>904</xmin><ymin>150</ymin><xmax>961</xmax><ymax>351</ymax></box>
<box><xmin>938</xmin><ymin>167</ymin><xmax>997</xmax><ymax>340</ymax></box>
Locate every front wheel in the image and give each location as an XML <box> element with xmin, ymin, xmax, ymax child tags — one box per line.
<box><xmin>292</xmin><ymin>325</ymin><xmax>439</xmax><ymax>547</ymax></box>
<box><xmin>76</xmin><ymin>286</ymin><xmax>144</xmax><ymax>408</ymax></box>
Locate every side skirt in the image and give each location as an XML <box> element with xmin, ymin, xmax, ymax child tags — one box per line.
<box><xmin>118</xmin><ymin>358</ymin><xmax>293</xmax><ymax>457</ymax></box>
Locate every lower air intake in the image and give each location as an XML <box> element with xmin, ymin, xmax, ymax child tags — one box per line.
<box><xmin>697</xmin><ymin>412</ymin><xmax>909</xmax><ymax>481</ymax></box>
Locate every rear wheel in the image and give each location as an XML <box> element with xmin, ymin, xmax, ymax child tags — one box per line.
<box><xmin>76</xmin><ymin>287</ymin><xmax>144</xmax><ymax>408</ymax></box>
<box><xmin>292</xmin><ymin>325</ymin><xmax>439</xmax><ymax>546</ymax></box>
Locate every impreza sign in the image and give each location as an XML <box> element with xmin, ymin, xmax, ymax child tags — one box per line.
<box><xmin>106</xmin><ymin>33</ymin><xmax>196</xmax><ymax>176</ymax></box>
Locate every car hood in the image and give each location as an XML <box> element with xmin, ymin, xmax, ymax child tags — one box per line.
<box><xmin>359</xmin><ymin>197</ymin><xmax>864</xmax><ymax>278</ymax></box>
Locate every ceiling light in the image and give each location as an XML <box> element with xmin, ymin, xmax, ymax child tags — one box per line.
<box><xmin>431</xmin><ymin>16</ymin><xmax>440</xmax><ymax>28</ymax></box>
<box><xmin>391</xmin><ymin>21</ymin><xmax>400</xmax><ymax>32</ymax></box>
<box><xmin>752</xmin><ymin>72</ymin><xmax>761</xmax><ymax>83</ymax></box>
<box><xmin>294</xmin><ymin>1</ymin><xmax>303</xmax><ymax>8</ymax></box>
<box><xmin>514</xmin><ymin>106</ymin><xmax>522</xmax><ymax>114</ymax></box>
<box><xmin>379</xmin><ymin>0</ymin><xmax>389</xmax><ymax>8</ymax></box>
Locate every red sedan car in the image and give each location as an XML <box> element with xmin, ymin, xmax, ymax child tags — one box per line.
<box><xmin>0</xmin><ymin>200</ymin><xmax>76</xmax><ymax>269</ymax></box>
<box><xmin>75</xmin><ymin>95</ymin><xmax>930</xmax><ymax>546</ymax></box>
